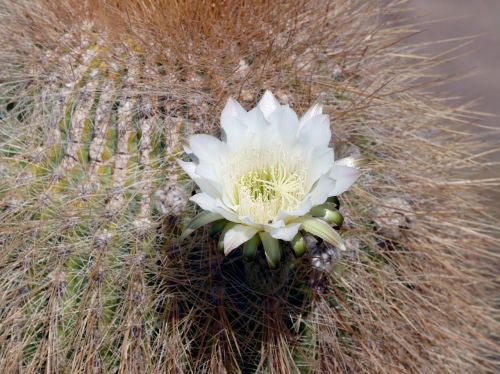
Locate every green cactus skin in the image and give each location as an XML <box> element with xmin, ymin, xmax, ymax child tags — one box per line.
<box><xmin>0</xmin><ymin>40</ymin><xmax>190</xmax><ymax>372</ymax></box>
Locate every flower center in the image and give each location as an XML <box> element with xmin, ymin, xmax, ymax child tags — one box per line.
<box><xmin>233</xmin><ymin>161</ymin><xmax>305</xmax><ymax>224</ymax></box>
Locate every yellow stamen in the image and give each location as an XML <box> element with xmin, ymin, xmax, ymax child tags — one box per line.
<box><xmin>232</xmin><ymin>160</ymin><xmax>305</xmax><ymax>224</ymax></box>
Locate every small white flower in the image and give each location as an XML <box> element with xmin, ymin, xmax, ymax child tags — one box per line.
<box><xmin>178</xmin><ymin>91</ymin><xmax>359</xmax><ymax>263</ymax></box>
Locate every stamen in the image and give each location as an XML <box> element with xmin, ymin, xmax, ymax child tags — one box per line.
<box><xmin>229</xmin><ymin>152</ymin><xmax>306</xmax><ymax>224</ymax></box>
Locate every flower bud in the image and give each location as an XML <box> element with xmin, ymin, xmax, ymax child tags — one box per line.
<box><xmin>310</xmin><ymin>205</ymin><xmax>343</xmax><ymax>227</ymax></box>
<box><xmin>323</xmin><ymin>210</ymin><xmax>344</xmax><ymax>227</ymax></box>
<box><xmin>291</xmin><ymin>233</ymin><xmax>307</xmax><ymax>258</ymax></box>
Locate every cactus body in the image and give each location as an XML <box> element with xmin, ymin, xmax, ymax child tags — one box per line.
<box><xmin>0</xmin><ymin>1</ymin><xmax>498</xmax><ymax>373</ymax></box>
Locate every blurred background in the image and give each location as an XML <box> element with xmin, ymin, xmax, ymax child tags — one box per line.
<box><xmin>409</xmin><ymin>0</ymin><xmax>500</xmax><ymax>128</ymax></box>
<box><xmin>408</xmin><ymin>0</ymin><xmax>500</xmax><ymax>214</ymax></box>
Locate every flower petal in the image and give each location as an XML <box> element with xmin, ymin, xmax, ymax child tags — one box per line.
<box><xmin>224</xmin><ymin>120</ymin><xmax>249</xmax><ymax>151</ymax></box>
<box><xmin>221</xmin><ymin>97</ymin><xmax>246</xmax><ymax>119</ymax></box>
<box><xmin>214</xmin><ymin>205</ymin><xmax>240</xmax><ymax>222</ymax></box>
<box><xmin>298</xmin><ymin>114</ymin><xmax>331</xmax><ymax>148</ymax></box>
<box><xmin>224</xmin><ymin>224</ymin><xmax>259</xmax><ymax>255</ymax></box>
<box><xmin>304</xmin><ymin>147</ymin><xmax>335</xmax><ymax>190</ymax></box>
<box><xmin>265</xmin><ymin>105</ymin><xmax>299</xmax><ymax>146</ymax></box>
<box><xmin>177</xmin><ymin>158</ymin><xmax>196</xmax><ymax>178</ymax></box>
<box><xmin>329</xmin><ymin>164</ymin><xmax>359</xmax><ymax>196</ymax></box>
<box><xmin>240</xmin><ymin>107</ymin><xmax>267</xmax><ymax>133</ymax></box>
<box><xmin>276</xmin><ymin>197</ymin><xmax>313</xmax><ymax>222</ymax></box>
<box><xmin>221</xmin><ymin>98</ymin><xmax>248</xmax><ymax>148</ymax></box>
<box><xmin>190</xmin><ymin>193</ymin><xmax>240</xmax><ymax>222</ymax></box>
<box><xmin>299</xmin><ymin>103</ymin><xmax>322</xmax><ymax>128</ymax></box>
<box><xmin>257</xmin><ymin>90</ymin><xmax>280</xmax><ymax>118</ymax></box>
<box><xmin>190</xmin><ymin>192</ymin><xmax>217</xmax><ymax>211</ymax></box>
<box><xmin>177</xmin><ymin>159</ymin><xmax>221</xmax><ymax>198</ymax></box>
<box><xmin>195</xmin><ymin>162</ymin><xmax>222</xmax><ymax>186</ymax></box>
<box><xmin>268</xmin><ymin>222</ymin><xmax>301</xmax><ymax>241</ymax></box>
<box><xmin>309</xmin><ymin>175</ymin><xmax>336</xmax><ymax>205</ymax></box>
<box><xmin>189</xmin><ymin>134</ymin><xmax>226</xmax><ymax>163</ymax></box>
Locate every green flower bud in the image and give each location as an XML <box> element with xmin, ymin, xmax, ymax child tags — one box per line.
<box><xmin>291</xmin><ymin>233</ymin><xmax>307</xmax><ymax>258</ymax></box>
<box><xmin>310</xmin><ymin>202</ymin><xmax>336</xmax><ymax>216</ymax></box>
<box><xmin>323</xmin><ymin>209</ymin><xmax>344</xmax><ymax>227</ymax></box>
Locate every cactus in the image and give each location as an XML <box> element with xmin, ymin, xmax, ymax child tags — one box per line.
<box><xmin>1</xmin><ymin>1</ymin><xmax>498</xmax><ymax>373</ymax></box>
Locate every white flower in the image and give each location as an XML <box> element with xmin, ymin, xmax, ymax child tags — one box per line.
<box><xmin>178</xmin><ymin>91</ymin><xmax>359</xmax><ymax>262</ymax></box>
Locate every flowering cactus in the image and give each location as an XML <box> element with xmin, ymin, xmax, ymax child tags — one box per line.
<box><xmin>0</xmin><ymin>1</ymin><xmax>497</xmax><ymax>373</ymax></box>
<box><xmin>179</xmin><ymin>91</ymin><xmax>359</xmax><ymax>267</ymax></box>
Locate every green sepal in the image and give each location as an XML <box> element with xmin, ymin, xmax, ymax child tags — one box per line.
<box><xmin>243</xmin><ymin>234</ymin><xmax>261</xmax><ymax>262</ymax></box>
<box><xmin>291</xmin><ymin>233</ymin><xmax>307</xmax><ymax>258</ymax></box>
<box><xmin>217</xmin><ymin>222</ymin><xmax>236</xmax><ymax>254</ymax></box>
<box><xmin>310</xmin><ymin>204</ymin><xmax>343</xmax><ymax>227</ymax></box>
<box><xmin>209</xmin><ymin>219</ymin><xmax>227</xmax><ymax>236</ymax></box>
<box><xmin>310</xmin><ymin>202</ymin><xmax>336</xmax><ymax>216</ymax></box>
<box><xmin>180</xmin><ymin>211</ymin><xmax>223</xmax><ymax>240</ymax></box>
<box><xmin>301</xmin><ymin>217</ymin><xmax>346</xmax><ymax>251</ymax></box>
<box><xmin>259</xmin><ymin>232</ymin><xmax>281</xmax><ymax>269</ymax></box>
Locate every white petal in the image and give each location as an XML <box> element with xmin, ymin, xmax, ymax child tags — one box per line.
<box><xmin>329</xmin><ymin>165</ymin><xmax>359</xmax><ymax>196</ymax></box>
<box><xmin>298</xmin><ymin>114</ymin><xmax>331</xmax><ymax>148</ymax></box>
<box><xmin>177</xmin><ymin>158</ymin><xmax>197</xmax><ymax>179</ymax></box>
<box><xmin>190</xmin><ymin>192</ymin><xmax>217</xmax><ymax>211</ymax></box>
<box><xmin>177</xmin><ymin>159</ymin><xmax>221</xmax><ymax>197</ymax></box>
<box><xmin>190</xmin><ymin>193</ymin><xmax>240</xmax><ymax>222</ymax></box>
<box><xmin>225</xmin><ymin>120</ymin><xmax>249</xmax><ymax>150</ymax></box>
<box><xmin>195</xmin><ymin>162</ymin><xmax>221</xmax><ymax>185</ymax></box>
<box><xmin>304</xmin><ymin>147</ymin><xmax>334</xmax><ymax>190</ymax></box>
<box><xmin>214</xmin><ymin>205</ymin><xmax>240</xmax><ymax>222</ymax></box>
<box><xmin>276</xmin><ymin>197</ymin><xmax>313</xmax><ymax>222</ymax></box>
<box><xmin>240</xmin><ymin>215</ymin><xmax>260</xmax><ymax>226</ymax></box>
<box><xmin>221</xmin><ymin>98</ymin><xmax>248</xmax><ymax>148</ymax></box>
<box><xmin>265</xmin><ymin>105</ymin><xmax>299</xmax><ymax>146</ymax></box>
<box><xmin>268</xmin><ymin>222</ymin><xmax>301</xmax><ymax>241</ymax></box>
<box><xmin>257</xmin><ymin>90</ymin><xmax>280</xmax><ymax>118</ymax></box>
<box><xmin>240</xmin><ymin>107</ymin><xmax>267</xmax><ymax>133</ymax></box>
<box><xmin>189</xmin><ymin>134</ymin><xmax>226</xmax><ymax>163</ymax></box>
<box><xmin>224</xmin><ymin>224</ymin><xmax>259</xmax><ymax>255</ymax></box>
<box><xmin>222</xmin><ymin>97</ymin><xmax>246</xmax><ymax>119</ymax></box>
<box><xmin>299</xmin><ymin>103</ymin><xmax>322</xmax><ymax>128</ymax></box>
<box><xmin>310</xmin><ymin>175</ymin><xmax>336</xmax><ymax>205</ymax></box>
